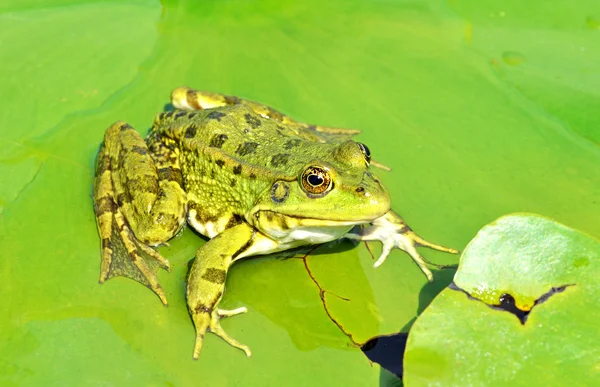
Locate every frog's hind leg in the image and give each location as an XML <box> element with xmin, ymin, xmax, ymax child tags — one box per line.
<box><xmin>93</xmin><ymin>121</ymin><xmax>187</xmax><ymax>305</ymax></box>
<box><xmin>187</xmin><ymin>223</ymin><xmax>259</xmax><ymax>359</ymax></box>
<box><xmin>170</xmin><ymin>86</ymin><xmax>360</xmax><ymax>142</ymax></box>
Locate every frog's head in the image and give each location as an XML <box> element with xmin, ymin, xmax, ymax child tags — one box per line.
<box><xmin>248</xmin><ymin>140</ymin><xmax>391</xmax><ymax>244</ymax></box>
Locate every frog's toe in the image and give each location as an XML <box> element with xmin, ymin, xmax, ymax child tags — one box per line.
<box><xmin>191</xmin><ymin>307</ymin><xmax>251</xmax><ymax>359</ymax></box>
<box><xmin>209</xmin><ymin>318</ymin><xmax>252</xmax><ymax>357</ymax></box>
<box><xmin>218</xmin><ymin>306</ymin><xmax>248</xmax><ymax>318</ymax></box>
<box><xmin>346</xmin><ymin>211</ymin><xmax>458</xmax><ymax>281</ymax></box>
<box><xmin>374</xmin><ymin>229</ymin><xmax>457</xmax><ymax>280</ymax></box>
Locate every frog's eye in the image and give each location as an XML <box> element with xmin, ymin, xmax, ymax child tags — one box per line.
<box><xmin>357</xmin><ymin>143</ymin><xmax>371</xmax><ymax>165</ymax></box>
<box><xmin>301</xmin><ymin>166</ymin><xmax>333</xmax><ymax>197</ymax></box>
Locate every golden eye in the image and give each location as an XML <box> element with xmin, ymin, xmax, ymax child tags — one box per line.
<box><xmin>357</xmin><ymin>143</ymin><xmax>371</xmax><ymax>165</ymax></box>
<box><xmin>301</xmin><ymin>166</ymin><xmax>333</xmax><ymax>197</ymax></box>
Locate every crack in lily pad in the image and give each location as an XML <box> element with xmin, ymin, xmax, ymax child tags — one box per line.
<box><xmin>292</xmin><ymin>248</ymin><xmax>360</xmax><ymax>346</ymax></box>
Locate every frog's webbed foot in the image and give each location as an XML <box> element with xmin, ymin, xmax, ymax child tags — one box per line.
<box><xmin>97</xmin><ymin>206</ymin><xmax>171</xmax><ymax>305</ymax></box>
<box><xmin>345</xmin><ymin>211</ymin><xmax>458</xmax><ymax>281</ymax></box>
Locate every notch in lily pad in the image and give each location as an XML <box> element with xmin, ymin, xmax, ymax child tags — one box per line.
<box><xmin>404</xmin><ymin>213</ymin><xmax>600</xmax><ymax>386</ymax></box>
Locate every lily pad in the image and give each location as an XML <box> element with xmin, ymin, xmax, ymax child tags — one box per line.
<box><xmin>1</xmin><ymin>0</ymin><xmax>599</xmax><ymax>385</ymax></box>
<box><xmin>404</xmin><ymin>214</ymin><xmax>600</xmax><ymax>386</ymax></box>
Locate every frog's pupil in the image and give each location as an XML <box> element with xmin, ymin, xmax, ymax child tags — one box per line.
<box><xmin>308</xmin><ymin>174</ymin><xmax>323</xmax><ymax>186</ymax></box>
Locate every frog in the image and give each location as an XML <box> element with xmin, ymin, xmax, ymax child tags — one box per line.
<box><xmin>93</xmin><ymin>86</ymin><xmax>458</xmax><ymax>359</ymax></box>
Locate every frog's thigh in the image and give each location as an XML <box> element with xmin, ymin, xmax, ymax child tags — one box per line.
<box><xmin>105</xmin><ymin>122</ymin><xmax>187</xmax><ymax>245</ymax></box>
<box><xmin>187</xmin><ymin>223</ymin><xmax>280</xmax><ymax>359</ymax></box>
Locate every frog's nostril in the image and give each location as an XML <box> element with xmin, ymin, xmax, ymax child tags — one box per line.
<box><xmin>355</xmin><ymin>187</ymin><xmax>365</xmax><ymax>194</ymax></box>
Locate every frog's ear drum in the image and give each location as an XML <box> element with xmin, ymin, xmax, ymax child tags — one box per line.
<box><xmin>300</xmin><ymin>166</ymin><xmax>333</xmax><ymax>197</ymax></box>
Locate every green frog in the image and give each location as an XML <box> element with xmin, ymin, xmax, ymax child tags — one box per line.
<box><xmin>93</xmin><ymin>87</ymin><xmax>457</xmax><ymax>359</ymax></box>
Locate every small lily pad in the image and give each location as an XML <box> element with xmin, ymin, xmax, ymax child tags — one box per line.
<box><xmin>404</xmin><ymin>214</ymin><xmax>600</xmax><ymax>386</ymax></box>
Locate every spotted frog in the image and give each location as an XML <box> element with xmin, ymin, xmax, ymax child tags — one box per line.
<box><xmin>93</xmin><ymin>87</ymin><xmax>457</xmax><ymax>359</ymax></box>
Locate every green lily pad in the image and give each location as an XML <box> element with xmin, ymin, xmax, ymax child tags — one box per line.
<box><xmin>1</xmin><ymin>0</ymin><xmax>600</xmax><ymax>385</ymax></box>
<box><xmin>404</xmin><ymin>214</ymin><xmax>600</xmax><ymax>386</ymax></box>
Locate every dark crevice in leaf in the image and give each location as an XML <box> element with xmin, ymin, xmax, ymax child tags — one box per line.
<box><xmin>495</xmin><ymin>293</ymin><xmax>527</xmax><ymax>323</ymax></box>
<box><xmin>448</xmin><ymin>282</ymin><xmax>576</xmax><ymax>324</ymax></box>
<box><xmin>294</xmin><ymin>248</ymin><xmax>359</xmax><ymax>346</ymax></box>
<box><xmin>361</xmin><ymin>333</ymin><xmax>407</xmax><ymax>380</ymax></box>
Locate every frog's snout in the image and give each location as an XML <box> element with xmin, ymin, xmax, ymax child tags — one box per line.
<box><xmin>354</xmin><ymin>171</ymin><xmax>390</xmax><ymax>218</ymax></box>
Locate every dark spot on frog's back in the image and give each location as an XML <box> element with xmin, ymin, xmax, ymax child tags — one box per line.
<box><xmin>244</xmin><ymin>113</ymin><xmax>261</xmax><ymax>129</ymax></box>
<box><xmin>209</xmin><ymin>133</ymin><xmax>228</xmax><ymax>148</ymax></box>
<box><xmin>215</xmin><ymin>159</ymin><xmax>225</xmax><ymax>168</ymax></box>
<box><xmin>236</xmin><ymin>141</ymin><xmax>259</xmax><ymax>156</ymax></box>
<box><xmin>233</xmin><ymin>164</ymin><xmax>243</xmax><ymax>175</ymax></box>
<box><xmin>185</xmin><ymin>124</ymin><xmax>198</xmax><ymax>139</ymax></box>
<box><xmin>201</xmin><ymin>268</ymin><xmax>227</xmax><ymax>284</ymax></box>
<box><xmin>271</xmin><ymin>153</ymin><xmax>290</xmax><ymax>167</ymax></box>
<box><xmin>207</xmin><ymin>111</ymin><xmax>226</xmax><ymax>121</ymax></box>
<box><xmin>283</xmin><ymin>139</ymin><xmax>302</xmax><ymax>149</ymax></box>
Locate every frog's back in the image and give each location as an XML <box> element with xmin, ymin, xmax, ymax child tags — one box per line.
<box><xmin>147</xmin><ymin>104</ymin><xmax>336</xmax><ymax>236</ymax></box>
<box><xmin>154</xmin><ymin>104</ymin><xmax>331</xmax><ymax>169</ymax></box>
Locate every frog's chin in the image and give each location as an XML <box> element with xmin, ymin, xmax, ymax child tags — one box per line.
<box><xmin>248</xmin><ymin>210</ymin><xmax>374</xmax><ymax>245</ymax></box>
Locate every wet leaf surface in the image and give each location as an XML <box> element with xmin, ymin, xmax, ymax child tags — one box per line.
<box><xmin>1</xmin><ymin>0</ymin><xmax>599</xmax><ymax>385</ymax></box>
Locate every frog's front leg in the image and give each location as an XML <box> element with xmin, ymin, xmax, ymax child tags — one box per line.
<box><xmin>93</xmin><ymin>121</ymin><xmax>187</xmax><ymax>305</ymax></box>
<box><xmin>187</xmin><ymin>223</ymin><xmax>274</xmax><ymax>359</ymax></box>
<box><xmin>345</xmin><ymin>210</ymin><xmax>458</xmax><ymax>280</ymax></box>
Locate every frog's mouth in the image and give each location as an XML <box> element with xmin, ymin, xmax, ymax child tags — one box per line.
<box><xmin>249</xmin><ymin>210</ymin><xmax>374</xmax><ymax>245</ymax></box>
